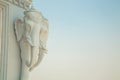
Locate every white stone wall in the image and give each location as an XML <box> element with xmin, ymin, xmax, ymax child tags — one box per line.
<box><xmin>7</xmin><ymin>5</ymin><xmax>24</xmax><ymax>80</ymax></box>
<box><xmin>0</xmin><ymin>7</ymin><xmax>2</xmax><ymax>77</ymax></box>
<box><xmin>0</xmin><ymin>1</ymin><xmax>25</xmax><ymax>80</ymax></box>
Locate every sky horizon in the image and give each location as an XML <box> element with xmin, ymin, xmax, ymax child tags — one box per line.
<box><xmin>30</xmin><ymin>0</ymin><xmax>120</xmax><ymax>80</ymax></box>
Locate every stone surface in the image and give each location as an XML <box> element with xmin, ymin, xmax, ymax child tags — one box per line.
<box><xmin>15</xmin><ymin>8</ymin><xmax>48</xmax><ymax>80</ymax></box>
<box><xmin>5</xmin><ymin>0</ymin><xmax>32</xmax><ymax>9</ymax></box>
<box><xmin>0</xmin><ymin>7</ymin><xmax>2</xmax><ymax>76</ymax></box>
<box><xmin>0</xmin><ymin>0</ymin><xmax>48</xmax><ymax>80</ymax></box>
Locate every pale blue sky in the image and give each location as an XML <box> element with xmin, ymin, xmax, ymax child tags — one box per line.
<box><xmin>30</xmin><ymin>0</ymin><xmax>120</xmax><ymax>80</ymax></box>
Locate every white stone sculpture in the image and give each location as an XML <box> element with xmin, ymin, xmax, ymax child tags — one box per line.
<box><xmin>6</xmin><ymin>0</ymin><xmax>32</xmax><ymax>9</ymax></box>
<box><xmin>14</xmin><ymin>8</ymin><xmax>49</xmax><ymax>80</ymax></box>
<box><xmin>22</xmin><ymin>0</ymin><xmax>32</xmax><ymax>9</ymax></box>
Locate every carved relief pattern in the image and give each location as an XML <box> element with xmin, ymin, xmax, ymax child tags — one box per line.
<box><xmin>5</xmin><ymin>0</ymin><xmax>32</xmax><ymax>9</ymax></box>
<box><xmin>14</xmin><ymin>9</ymin><xmax>49</xmax><ymax>80</ymax></box>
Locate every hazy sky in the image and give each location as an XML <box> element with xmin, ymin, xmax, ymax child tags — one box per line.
<box><xmin>30</xmin><ymin>0</ymin><xmax>120</xmax><ymax>80</ymax></box>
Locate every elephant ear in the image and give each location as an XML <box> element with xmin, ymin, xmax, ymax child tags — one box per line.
<box><xmin>40</xmin><ymin>18</ymin><xmax>49</xmax><ymax>53</ymax></box>
<box><xmin>15</xmin><ymin>18</ymin><xmax>24</xmax><ymax>41</ymax></box>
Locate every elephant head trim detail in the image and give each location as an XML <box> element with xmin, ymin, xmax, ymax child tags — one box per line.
<box><xmin>14</xmin><ymin>8</ymin><xmax>49</xmax><ymax>80</ymax></box>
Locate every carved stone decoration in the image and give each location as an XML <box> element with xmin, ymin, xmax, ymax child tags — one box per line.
<box><xmin>5</xmin><ymin>0</ymin><xmax>32</xmax><ymax>9</ymax></box>
<box><xmin>14</xmin><ymin>8</ymin><xmax>49</xmax><ymax>80</ymax></box>
<box><xmin>0</xmin><ymin>2</ymin><xmax>9</xmax><ymax>80</ymax></box>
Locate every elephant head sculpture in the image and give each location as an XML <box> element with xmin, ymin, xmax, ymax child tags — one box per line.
<box><xmin>14</xmin><ymin>8</ymin><xmax>49</xmax><ymax>80</ymax></box>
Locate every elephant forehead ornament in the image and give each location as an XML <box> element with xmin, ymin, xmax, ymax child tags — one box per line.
<box><xmin>14</xmin><ymin>8</ymin><xmax>49</xmax><ymax>80</ymax></box>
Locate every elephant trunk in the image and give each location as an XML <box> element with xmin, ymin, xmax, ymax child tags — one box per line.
<box><xmin>29</xmin><ymin>48</ymin><xmax>45</xmax><ymax>71</ymax></box>
<box><xmin>26</xmin><ymin>46</ymin><xmax>38</xmax><ymax>68</ymax></box>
